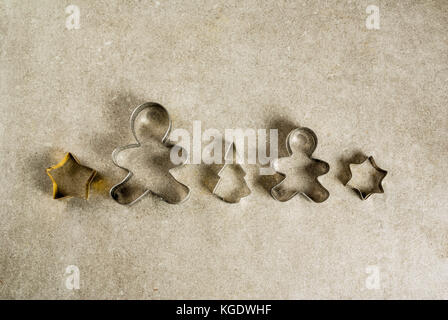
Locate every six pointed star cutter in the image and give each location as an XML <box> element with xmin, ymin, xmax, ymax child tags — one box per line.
<box><xmin>344</xmin><ymin>155</ymin><xmax>387</xmax><ymax>200</ymax></box>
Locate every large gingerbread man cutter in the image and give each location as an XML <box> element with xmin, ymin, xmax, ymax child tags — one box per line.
<box><xmin>110</xmin><ymin>102</ymin><xmax>191</xmax><ymax>205</ymax></box>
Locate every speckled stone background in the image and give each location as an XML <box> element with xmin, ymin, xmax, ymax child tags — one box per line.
<box><xmin>1</xmin><ymin>0</ymin><xmax>447</xmax><ymax>299</ymax></box>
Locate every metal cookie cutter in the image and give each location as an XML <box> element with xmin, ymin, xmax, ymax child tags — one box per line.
<box><xmin>345</xmin><ymin>155</ymin><xmax>387</xmax><ymax>200</ymax></box>
<box><xmin>270</xmin><ymin>127</ymin><xmax>330</xmax><ymax>203</ymax></box>
<box><xmin>46</xmin><ymin>152</ymin><xmax>97</xmax><ymax>200</ymax></box>
<box><xmin>212</xmin><ymin>143</ymin><xmax>251</xmax><ymax>203</ymax></box>
<box><xmin>110</xmin><ymin>102</ymin><xmax>191</xmax><ymax>205</ymax></box>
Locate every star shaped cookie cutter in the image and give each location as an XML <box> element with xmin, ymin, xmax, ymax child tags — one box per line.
<box><xmin>270</xmin><ymin>127</ymin><xmax>330</xmax><ymax>203</ymax></box>
<box><xmin>46</xmin><ymin>152</ymin><xmax>97</xmax><ymax>200</ymax></box>
<box><xmin>344</xmin><ymin>155</ymin><xmax>387</xmax><ymax>200</ymax></box>
<box><xmin>109</xmin><ymin>102</ymin><xmax>191</xmax><ymax>205</ymax></box>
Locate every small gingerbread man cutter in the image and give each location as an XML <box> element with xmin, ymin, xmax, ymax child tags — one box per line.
<box><xmin>270</xmin><ymin>127</ymin><xmax>330</xmax><ymax>203</ymax></box>
<box><xmin>110</xmin><ymin>102</ymin><xmax>191</xmax><ymax>205</ymax></box>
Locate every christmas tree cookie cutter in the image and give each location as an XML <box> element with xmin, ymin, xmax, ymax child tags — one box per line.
<box><xmin>46</xmin><ymin>152</ymin><xmax>97</xmax><ymax>200</ymax></box>
<box><xmin>344</xmin><ymin>155</ymin><xmax>387</xmax><ymax>200</ymax></box>
<box><xmin>270</xmin><ymin>127</ymin><xmax>330</xmax><ymax>203</ymax></box>
<box><xmin>212</xmin><ymin>143</ymin><xmax>251</xmax><ymax>203</ymax></box>
<box><xmin>109</xmin><ymin>102</ymin><xmax>191</xmax><ymax>205</ymax></box>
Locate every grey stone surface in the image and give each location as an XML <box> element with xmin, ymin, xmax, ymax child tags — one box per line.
<box><xmin>0</xmin><ymin>0</ymin><xmax>447</xmax><ymax>299</ymax></box>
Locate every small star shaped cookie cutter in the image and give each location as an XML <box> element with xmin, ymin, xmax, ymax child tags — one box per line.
<box><xmin>270</xmin><ymin>127</ymin><xmax>330</xmax><ymax>203</ymax></box>
<box><xmin>344</xmin><ymin>155</ymin><xmax>387</xmax><ymax>200</ymax></box>
<box><xmin>109</xmin><ymin>102</ymin><xmax>191</xmax><ymax>205</ymax></box>
<box><xmin>46</xmin><ymin>152</ymin><xmax>97</xmax><ymax>200</ymax></box>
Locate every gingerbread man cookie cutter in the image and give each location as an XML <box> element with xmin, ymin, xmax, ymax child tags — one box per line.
<box><xmin>270</xmin><ymin>127</ymin><xmax>330</xmax><ymax>203</ymax></box>
<box><xmin>110</xmin><ymin>102</ymin><xmax>191</xmax><ymax>205</ymax></box>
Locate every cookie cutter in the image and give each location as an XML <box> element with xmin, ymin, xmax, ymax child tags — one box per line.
<box><xmin>270</xmin><ymin>127</ymin><xmax>330</xmax><ymax>203</ymax></box>
<box><xmin>212</xmin><ymin>142</ymin><xmax>251</xmax><ymax>203</ymax></box>
<box><xmin>109</xmin><ymin>102</ymin><xmax>191</xmax><ymax>205</ymax></box>
<box><xmin>345</xmin><ymin>155</ymin><xmax>387</xmax><ymax>200</ymax></box>
<box><xmin>46</xmin><ymin>152</ymin><xmax>97</xmax><ymax>200</ymax></box>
